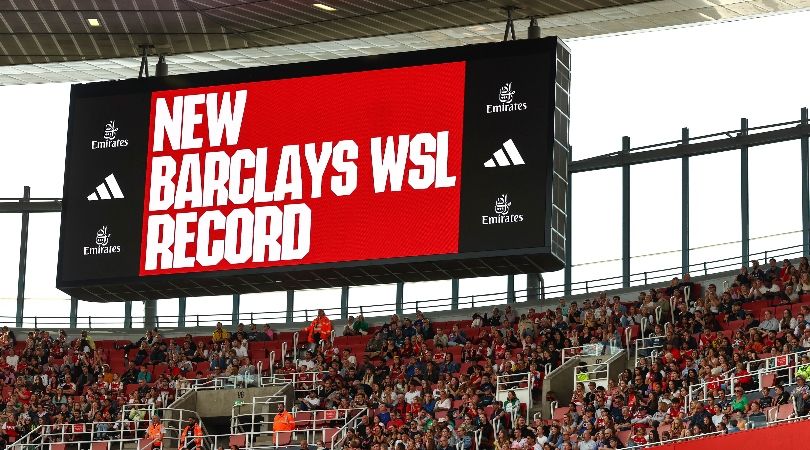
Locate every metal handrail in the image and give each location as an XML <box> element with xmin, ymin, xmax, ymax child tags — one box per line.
<box><xmin>1</xmin><ymin>240</ymin><xmax>804</xmax><ymax>329</ymax></box>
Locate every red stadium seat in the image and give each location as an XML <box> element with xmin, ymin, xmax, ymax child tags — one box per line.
<box><xmin>323</xmin><ymin>427</ymin><xmax>339</xmax><ymax>447</ymax></box>
<box><xmin>616</xmin><ymin>430</ymin><xmax>631</xmax><ymax>446</ymax></box>
<box><xmin>776</xmin><ymin>402</ymin><xmax>794</xmax><ymax>420</ymax></box>
<box><xmin>92</xmin><ymin>442</ymin><xmax>108</xmax><ymax>450</ymax></box>
<box><xmin>295</xmin><ymin>411</ymin><xmax>313</xmax><ymax>428</ymax></box>
<box><xmin>275</xmin><ymin>431</ymin><xmax>292</xmax><ymax>446</ymax></box>
<box><xmin>229</xmin><ymin>435</ymin><xmax>246</xmax><ymax>447</ymax></box>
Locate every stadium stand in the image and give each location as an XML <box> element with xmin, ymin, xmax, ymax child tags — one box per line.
<box><xmin>1</xmin><ymin>256</ymin><xmax>810</xmax><ymax>450</ymax></box>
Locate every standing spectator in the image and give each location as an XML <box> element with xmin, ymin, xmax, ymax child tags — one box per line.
<box><xmin>5</xmin><ymin>349</ymin><xmax>18</xmax><ymax>370</ymax></box>
<box><xmin>304</xmin><ymin>310</ymin><xmax>333</xmax><ymax>351</ymax></box>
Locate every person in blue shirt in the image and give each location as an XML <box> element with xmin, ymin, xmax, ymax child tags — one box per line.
<box><xmin>377</xmin><ymin>404</ymin><xmax>391</xmax><ymax>426</ymax></box>
<box><xmin>422</xmin><ymin>393</ymin><xmax>436</xmax><ymax>414</ymax></box>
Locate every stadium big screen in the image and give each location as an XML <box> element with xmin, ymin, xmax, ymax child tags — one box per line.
<box><xmin>57</xmin><ymin>38</ymin><xmax>570</xmax><ymax>301</ymax></box>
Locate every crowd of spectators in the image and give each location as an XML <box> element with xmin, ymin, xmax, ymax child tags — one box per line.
<box><xmin>0</xmin><ymin>320</ymin><xmax>279</xmax><ymax>447</ymax></box>
<box><xmin>282</xmin><ymin>258</ymin><xmax>810</xmax><ymax>450</ymax></box>
<box><xmin>0</xmin><ymin>256</ymin><xmax>808</xmax><ymax>450</ymax></box>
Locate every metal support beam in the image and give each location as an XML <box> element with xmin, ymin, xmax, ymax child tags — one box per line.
<box><xmin>231</xmin><ymin>293</ymin><xmax>240</xmax><ymax>326</ymax></box>
<box><xmin>564</xmin><ymin>150</ymin><xmax>573</xmax><ymax>297</ymax></box>
<box><xmin>16</xmin><ymin>186</ymin><xmax>30</xmax><ymax>327</ymax></box>
<box><xmin>69</xmin><ymin>297</ymin><xmax>78</xmax><ymax>329</ymax></box>
<box><xmin>340</xmin><ymin>286</ymin><xmax>349</xmax><ymax>320</ymax></box>
<box><xmin>395</xmin><ymin>282</ymin><xmax>404</xmax><ymax>315</ymax></box>
<box><xmin>144</xmin><ymin>299</ymin><xmax>157</xmax><ymax>330</ymax></box>
<box><xmin>0</xmin><ymin>199</ymin><xmax>61</xmax><ymax>213</ymax></box>
<box><xmin>801</xmin><ymin>108</ymin><xmax>810</xmax><ymax>256</ymax></box>
<box><xmin>571</xmin><ymin>122</ymin><xmax>810</xmax><ymax>173</ymax></box>
<box><xmin>451</xmin><ymin>279</ymin><xmax>459</xmax><ymax>310</ymax></box>
<box><xmin>681</xmin><ymin>128</ymin><xmax>690</xmax><ymax>276</ymax></box>
<box><xmin>622</xmin><ymin>137</ymin><xmax>631</xmax><ymax>288</ymax></box>
<box><xmin>286</xmin><ymin>291</ymin><xmax>294</xmax><ymax>324</ymax></box>
<box><xmin>507</xmin><ymin>275</ymin><xmax>516</xmax><ymax>303</ymax></box>
<box><xmin>527</xmin><ymin>274</ymin><xmax>541</xmax><ymax>302</ymax></box>
<box><xmin>124</xmin><ymin>301</ymin><xmax>132</xmax><ymax>329</ymax></box>
<box><xmin>740</xmin><ymin>118</ymin><xmax>750</xmax><ymax>267</ymax></box>
<box><xmin>178</xmin><ymin>297</ymin><xmax>186</xmax><ymax>327</ymax></box>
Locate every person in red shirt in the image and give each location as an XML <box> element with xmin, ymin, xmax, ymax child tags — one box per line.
<box><xmin>630</xmin><ymin>426</ymin><xmax>648</xmax><ymax>445</ymax></box>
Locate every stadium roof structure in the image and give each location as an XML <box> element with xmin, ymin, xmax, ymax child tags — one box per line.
<box><xmin>0</xmin><ymin>0</ymin><xmax>807</xmax><ymax>85</ymax></box>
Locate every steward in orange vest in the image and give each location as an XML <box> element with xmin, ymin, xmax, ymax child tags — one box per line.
<box><xmin>273</xmin><ymin>403</ymin><xmax>296</xmax><ymax>431</ymax></box>
<box><xmin>179</xmin><ymin>417</ymin><xmax>203</xmax><ymax>450</ymax></box>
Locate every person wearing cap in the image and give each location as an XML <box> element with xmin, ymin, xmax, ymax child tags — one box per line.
<box><xmin>145</xmin><ymin>415</ymin><xmax>165</xmax><ymax>449</ymax></box>
<box><xmin>273</xmin><ymin>403</ymin><xmax>296</xmax><ymax>432</ymax></box>
<box><xmin>179</xmin><ymin>417</ymin><xmax>203</xmax><ymax>450</ymax></box>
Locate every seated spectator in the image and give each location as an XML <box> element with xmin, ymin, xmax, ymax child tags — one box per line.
<box><xmin>212</xmin><ymin>322</ymin><xmax>231</xmax><ymax>343</ymax></box>
<box><xmin>758</xmin><ymin>310</ymin><xmax>779</xmax><ymax>332</ymax></box>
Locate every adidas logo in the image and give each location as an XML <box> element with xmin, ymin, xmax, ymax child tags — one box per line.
<box><xmin>483</xmin><ymin>139</ymin><xmax>524</xmax><ymax>168</ymax></box>
<box><xmin>87</xmin><ymin>174</ymin><xmax>125</xmax><ymax>201</ymax></box>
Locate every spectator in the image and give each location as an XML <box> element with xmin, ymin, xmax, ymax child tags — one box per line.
<box><xmin>758</xmin><ymin>310</ymin><xmax>779</xmax><ymax>332</ymax></box>
<box><xmin>353</xmin><ymin>314</ymin><xmax>370</xmax><ymax>336</ymax></box>
<box><xmin>212</xmin><ymin>322</ymin><xmax>231</xmax><ymax>343</ymax></box>
<box><xmin>304</xmin><ymin>309</ymin><xmax>333</xmax><ymax>351</ymax></box>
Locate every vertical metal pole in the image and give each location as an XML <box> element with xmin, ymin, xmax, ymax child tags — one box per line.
<box><xmin>507</xmin><ymin>275</ymin><xmax>516</xmax><ymax>303</ymax></box>
<box><xmin>286</xmin><ymin>290</ymin><xmax>294</xmax><ymax>324</ymax></box>
<box><xmin>526</xmin><ymin>274</ymin><xmax>541</xmax><ymax>302</ymax></box>
<box><xmin>564</xmin><ymin>150</ymin><xmax>573</xmax><ymax>296</ymax></box>
<box><xmin>124</xmin><ymin>301</ymin><xmax>132</xmax><ymax>329</ymax></box>
<box><xmin>801</xmin><ymin>107</ymin><xmax>809</xmax><ymax>256</ymax></box>
<box><xmin>740</xmin><ymin>118</ymin><xmax>750</xmax><ymax>267</ymax></box>
<box><xmin>69</xmin><ymin>297</ymin><xmax>78</xmax><ymax>329</ymax></box>
<box><xmin>231</xmin><ymin>293</ymin><xmax>240</xmax><ymax>327</ymax></box>
<box><xmin>144</xmin><ymin>299</ymin><xmax>157</xmax><ymax>329</ymax></box>
<box><xmin>340</xmin><ymin>286</ymin><xmax>349</xmax><ymax>320</ymax></box>
<box><xmin>681</xmin><ymin>128</ymin><xmax>690</xmax><ymax>276</ymax></box>
<box><xmin>622</xmin><ymin>136</ymin><xmax>631</xmax><ymax>288</ymax></box>
<box><xmin>395</xmin><ymin>282</ymin><xmax>404</xmax><ymax>316</ymax></box>
<box><xmin>16</xmin><ymin>186</ymin><xmax>30</xmax><ymax>327</ymax></box>
<box><xmin>178</xmin><ymin>297</ymin><xmax>186</xmax><ymax>328</ymax></box>
<box><xmin>451</xmin><ymin>279</ymin><xmax>459</xmax><ymax>310</ymax></box>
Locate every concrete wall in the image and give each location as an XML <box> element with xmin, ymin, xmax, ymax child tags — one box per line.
<box><xmin>540</xmin><ymin>358</ymin><xmax>578</xmax><ymax>419</ymax></box>
<box><xmin>194</xmin><ymin>384</ymin><xmax>290</xmax><ymax>418</ymax></box>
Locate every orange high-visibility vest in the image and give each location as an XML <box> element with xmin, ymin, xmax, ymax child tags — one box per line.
<box><xmin>273</xmin><ymin>410</ymin><xmax>296</xmax><ymax>431</ymax></box>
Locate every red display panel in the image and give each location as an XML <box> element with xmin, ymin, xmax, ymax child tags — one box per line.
<box><xmin>139</xmin><ymin>62</ymin><xmax>466</xmax><ymax>276</ymax></box>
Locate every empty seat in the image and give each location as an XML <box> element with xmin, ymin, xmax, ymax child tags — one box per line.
<box><xmin>323</xmin><ymin>428</ymin><xmax>339</xmax><ymax>447</ymax></box>
<box><xmin>616</xmin><ymin>430</ymin><xmax>631</xmax><ymax>446</ymax></box>
<box><xmin>229</xmin><ymin>434</ymin><xmax>246</xmax><ymax>447</ymax></box>
<box><xmin>776</xmin><ymin>402</ymin><xmax>794</xmax><ymax>420</ymax></box>
<box><xmin>294</xmin><ymin>411</ymin><xmax>313</xmax><ymax>428</ymax></box>
<box><xmin>91</xmin><ymin>442</ymin><xmax>108</xmax><ymax>450</ymax></box>
<box><xmin>275</xmin><ymin>431</ymin><xmax>293</xmax><ymax>446</ymax></box>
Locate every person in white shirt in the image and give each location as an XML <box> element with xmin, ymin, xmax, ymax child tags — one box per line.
<box><xmin>300</xmin><ymin>390</ymin><xmax>321</xmax><ymax>411</ymax></box>
<box><xmin>404</xmin><ymin>384</ymin><xmax>422</xmax><ymax>404</ymax></box>
<box><xmin>5</xmin><ymin>349</ymin><xmax>19</xmax><ymax>370</ymax></box>
<box><xmin>577</xmin><ymin>431</ymin><xmax>598</xmax><ymax>450</ymax></box>
<box><xmin>234</xmin><ymin>339</ymin><xmax>249</xmax><ymax>358</ymax></box>
<box><xmin>434</xmin><ymin>391</ymin><xmax>452</xmax><ymax>411</ymax></box>
<box><xmin>298</xmin><ymin>352</ymin><xmax>316</xmax><ymax>370</ymax></box>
